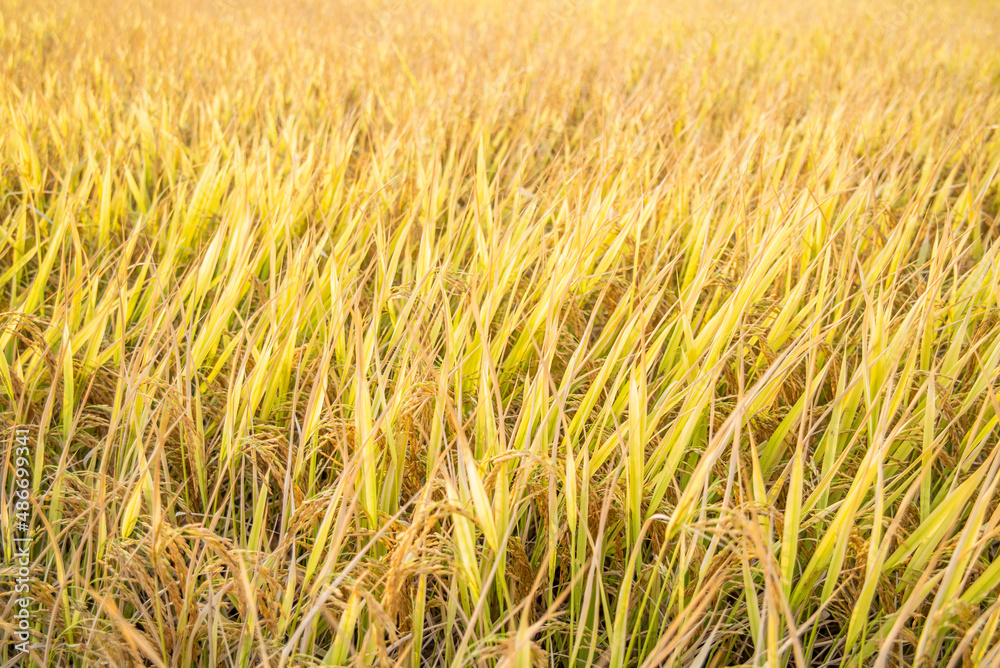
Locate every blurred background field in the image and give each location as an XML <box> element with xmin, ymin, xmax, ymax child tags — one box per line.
<box><xmin>2</xmin><ymin>0</ymin><xmax>1000</xmax><ymax>665</ymax></box>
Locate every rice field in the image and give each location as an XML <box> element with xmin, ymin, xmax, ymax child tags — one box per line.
<box><xmin>2</xmin><ymin>0</ymin><xmax>1000</xmax><ymax>665</ymax></box>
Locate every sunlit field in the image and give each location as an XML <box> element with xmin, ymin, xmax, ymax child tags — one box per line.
<box><xmin>2</xmin><ymin>0</ymin><xmax>1000</xmax><ymax>665</ymax></box>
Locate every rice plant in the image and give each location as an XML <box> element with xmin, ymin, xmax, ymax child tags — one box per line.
<box><xmin>2</xmin><ymin>0</ymin><xmax>1000</xmax><ymax>665</ymax></box>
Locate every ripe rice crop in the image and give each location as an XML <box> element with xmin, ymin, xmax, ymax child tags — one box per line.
<box><xmin>2</xmin><ymin>0</ymin><xmax>1000</xmax><ymax>665</ymax></box>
